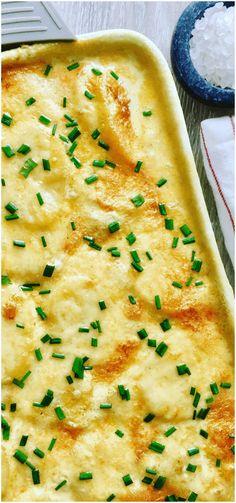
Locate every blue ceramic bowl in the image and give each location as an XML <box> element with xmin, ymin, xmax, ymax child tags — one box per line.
<box><xmin>171</xmin><ymin>1</ymin><xmax>234</xmax><ymax>107</ymax></box>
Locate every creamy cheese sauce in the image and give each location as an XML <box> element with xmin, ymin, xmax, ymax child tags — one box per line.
<box><xmin>1</xmin><ymin>38</ymin><xmax>234</xmax><ymax>502</ymax></box>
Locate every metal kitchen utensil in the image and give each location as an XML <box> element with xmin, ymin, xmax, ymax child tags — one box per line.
<box><xmin>1</xmin><ymin>1</ymin><xmax>75</xmax><ymax>46</ymax></box>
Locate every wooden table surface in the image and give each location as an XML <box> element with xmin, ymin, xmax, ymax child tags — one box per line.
<box><xmin>53</xmin><ymin>1</ymin><xmax>234</xmax><ymax>286</ymax></box>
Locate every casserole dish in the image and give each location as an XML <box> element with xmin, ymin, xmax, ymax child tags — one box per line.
<box><xmin>1</xmin><ymin>30</ymin><xmax>234</xmax><ymax>502</ymax></box>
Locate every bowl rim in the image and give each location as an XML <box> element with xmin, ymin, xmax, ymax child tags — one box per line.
<box><xmin>171</xmin><ymin>1</ymin><xmax>234</xmax><ymax>106</ymax></box>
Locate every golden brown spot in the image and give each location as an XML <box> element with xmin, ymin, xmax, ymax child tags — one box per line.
<box><xmin>119</xmin><ymin>484</ymin><xmax>174</xmax><ymax>501</ymax></box>
<box><xmin>2</xmin><ymin>63</ymin><xmax>44</xmax><ymax>89</ymax></box>
<box><xmin>124</xmin><ymin>299</ymin><xmax>143</xmax><ymax>320</ymax></box>
<box><xmin>167</xmin><ymin>305</ymin><xmax>216</xmax><ymax>332</ymax></box>
<box><xmin>107</xmin><ymin>81</ymin><xmax>131</xmax><ymax>124</ymax></box>
<box><xmin>207</xmin><ymin>395</ymin><xmax>234</xmax><ymax>461</ymax></box>
<box><xmin>93</xmin><ymin>340</ymin><xmax>140</xmax><ymax>381</ymax></box>
<box><xmin>3</xmin><ymin>302</ymin><xmax>17</xmax><ymax>320</ymax></box>
<box><xmin>57</xmin><ymin>422</ymin><xmax>84</xmax><ymax>441</ymax></box>
<box><xmin>128</xmin><ymin>416</ymin><xmax>149</xmax><ymax>460</ymax></box>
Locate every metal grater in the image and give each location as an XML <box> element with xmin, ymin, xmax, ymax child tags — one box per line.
<box><xmin>1</xmin><ymin>1</ymin><xmax>75</xmax><ymax>46</ymax></box>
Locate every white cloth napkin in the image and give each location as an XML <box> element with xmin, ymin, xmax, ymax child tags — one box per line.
<box><xmin>200</xmin><ymin>116</ymin><xmax>235</xmax><ymax>265</ymax></box>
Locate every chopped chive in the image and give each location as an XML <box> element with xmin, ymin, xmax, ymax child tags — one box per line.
<box><xmin>25</xmin><ymin>96</ymin><xmax>36</xmax><ymax>106</ymax></box>
<box><xmin>200</xmin><ymin>429</ymin><xmax>208</xmax><ymax>439</ymax></box>
<box><xmin>230</xmin><ymin>445</ymin><xmax>235</xmax><ymax>455</ymax></box>
<box><xmin>52</xmin><ymin>124</ymin><xmax>57</xmax><ymax>136</ymax></box>
<box><xmin>192</xmin><ymin>259</ymin><xmax>202</xmax><ymax>272</ymax></box>
<box><xmin>126</xmin><ymin>232</ymin><xmax>136</xmax><ymax>245</ymax></box>
<box><xmin>72</xmin><ymin>357</ymin><xmax>84</xmax><ymax>379</ymax></box>
<box><xmin>32</xmin><ymin>469</ymin><xmax>40</xmax><ymax>484</ymax></box>
<box><xmin>131</xmin><ymin>194</ymin><xmax>145</xmax><ymax>207</ymax></box>
<box><xmin>79</xmin><ymin>472</ymin><xmax>93</xmax><ymax>480</ymax></box>
<box><xmin>63</xmin><ymin>97</ymin><xmax>67</xmax><ymax>108</ymax></box>
<box><xmin>193</xmin><ymin>392</ymin><xmax>201</xmax><ymax>408</ymax></box>
<box><xmin>92</xmin><ymin>68</ymin><xmax>102</xmax><ymax>75</ymax></box>
<box><xmin>2</xmin><ymin>275</ymin><xmax>12</xmax><ymax>285</ymax></box>
<box><xmin>210</xmin><ymin>382</ymin><xmax>219</xmax><ymax>395</ymax></box>
<box><xmin>197</xmin><ymin>408</ymin><xmax>210</xmax><ymax>419</ymax></box>
<box><xmin>48</xmin><ymin>437</ymin><xmax>57</xmax><ymax>451</ymax></box>
<box><xmin>85</xmin><ymin>175</ymin><xmax>98</xmax><ymax>184</ymax></box>
<box><xmin>157</xmin><ymin>178</ymin><xmax>167</xmax><ymax>187</ymax></box>
<box><xmin>44</xmin><ymin>64</ymin><xmax>52</xmax><ymax>76</ymax></box>
<box><xmin>154</xmin><ymin>295</ymin><xmax>161</xmax><ymax>309</ymax></box>
<box><xmin>154</xmin><ymin>475</ymin><xmax>167</xmax><ymax>489</ymax></box>
<box><xmin>165</xmin><ymin>218</ymin><xmax>174</xmax><ymax>230</ymax></box>
<box><xmin>148</xmin><ymin>441</ymin><xmax>165</xmax><ymax>453</ymax></box>
<box><xmin>10</xmin><ymin>403</ymin><xmax>16</xmax><ymax>412</ymax></box>
<box><xmin>35</xmin><ymin>348</ymin><xmax>43</xmax><ymax>361</ymax></box>
<box><xmin>43</xmin><ymin>264</ymin><xmax>55</xmax><ymax>277</ymax></box>
<box><xmin>144</xmin><ymin>413</ymin><xmax>155</xmax><ymax>423</ymax></box>
<box><xmin>98</xmin><ymin>300</ymin><xmax>106</xmax><ymax>310</ymax></box>
<box><xmin>39</xmin><ymin>114</ymin><xmax>51</xmax><ymax>126</ymax></box>
<box><xmin>71</xmin><ymin>221</ymin><xmax>76</xmax><ymax>231</ymax></box>
<box><xmin>164</xmin><ymin>426</ymin><xmax>176</xmax><ymax>437</ymax></box>
<box><xmin>2</xmin><ymin>426</ymin><xmax>10</xmax><ymax>440</ymax></box>
<box><xmin>172</xmin><ymin>236</ymin><xmax>179</xmax><ymax>248</ymax></box>
<box><xmin>2</xmin><ymin>145</ymin><xmax>15</xmax><ymax>158</ymax></box>
<box><xmin>54</xmin><ymin>407</ymin><xmax>66</xmax><ymax>420</ymax></box>
<box><xmin>142</xmin><ymin>476</ymin><xmax>153</xmax><ymax>485</ymax></box>
<box><xmin>78</xmin><ymin>327</ymin><xmax>90</xmax><ymax>333</ymax></box>
<box><xmin>131</xmin><ymin>262</ymin><xmax>143</xmax><ymax>272</ymax></box>
<box><xmin>91</xmin><ymin>128</ymin><xmax>100</xmax><ymax>139</ymax></box>
<box><xmin>19</xmin><ymin>158</ymin><xmax>38</xmax><ymax>178</ymax></box>
<box><xmin>110</xmin><ymin>70</ymin><xmax>119</xmax><ymax>80</ymax></box>
<box><xmin>107</xmin><ymin>494</ymin><xmax>116</xmax><ymax>502</ymax></box>
<box><xmin>186</xmin><ymin>463</ymin><xmax>197</xmax><ymax>472</ymax></box>
<box><xmin>137</xmin><ymin>328</ymin><xmax>148</xmax><ymax>340</ymax></box>
<box><xmin>16</xmin><ymin>323</ymin><xmax>24</xmax><ymax>329</ymax></box>
<box><xmin>84</xmin><ymin>90</ymin><xmax>95</xmax><ymax>100</ymax></box>
<box><xmin>13</xmin><ymin>449</ymin><xmax>28</xmax><ymax>464</ymax></box>
<box><xmin>59</xmin><ymin>134</ymin><xmax>69</xmax><ymax>143</ymax></box>
<box><xmin>35</xmin><ymin>306</ymin><xmax>47</xmax><ymax>320</ymax></box>
<box><xmin>216</xmin><ymin>458</ymin><xmax>221</xmax><ymax>467</ymax></box>
<box><xmin>66</xmin><ymin>120</ymin><xmax>78</xmax><ymax>128</ymax></box>
<box><xmin>93</xmin><ymin>159</ymin><xmax>106</xmax><ymax>167</ymax></box>
<box><xmin>105</xmin><ymin>159</ymin><xmax>116</xmax><ymax>168</ymax></box>
<box><xmin>41</xmin><ymin>334</ymin><xmax>51</xmax><ymax>343</ymax></box>
<box><xmin>183</xmin><ymin>236</ymin><xmax>196</xmax><ymax>245</ymax></box>
<box><xmin>5</xmin><ymin>214</ymin><xmax>19</xmax><ymax>221</ymax></box>
<box><xmin>118</xmin><ymin>385</ymin><xmax>130</xmax><ymax>401</ymax></box>
<box><xmin>1</xmin><ymin>403</ymin><xmax>6</xmax><ymax>411</ymax></box>
<box><xmin>68</xmin><ymin>155</ymin><xmax>80</xmax><ymax>169</ymax></box>
<box><xmin>67</xmin><ymin>62</ymin><xmax>80</xmax><ymax>71</ymax></box>
<box><xmin>160</xmin><ymin>318</ymin><xmax>171</xmax><ymax>332</ymax></box>
<box><xmin>89</xmin><ymin>241</ymin><xmax>102</xmax><ymax>251</ymax></box>
<box><xmin>68</xmin><ymin>127</ymin><xmax>81</xmax><ymax>143</ymax></box>
<box><xmin>52</xmin><ymin>353</ymin><xmax>65</xmax><ymax>359</ymax></box>
<box><xmin>188</xmin><ymin>447</ymin><xmax>199</xmax><ymax>456</ymax></box>
<box><xmin>180</xmin><ymin>224</ymin><xmax>192</xmax><ymax>237</ymax></box>
<box><xmin>159</xmin><ymin>203</ymin><xmax>167</xmax><ymax>216</ymax></box>
<box><xmin>148</xmin><ymin>338</ymin><xmax>156</xmax><ymax>347</ymax></box>
<box><xmin>1</xmin><ymin>178</ymin><xmax>6</xmax><ymax>186</ymax></box>
<box><xmin>134</xmin><ymin>160</ymin><xmax>142</xmax><ymax>173</ymax></box>
<box><xmin>195</xmin><ymin>280</ymin><xmax>204</xmax><ymax>286</ymax></box>
<box><xmin>100</xmin><ymin>403</ymin><xmax>112</xmax><ymax>409</ymax></box>
<box><xmin>55</xmin><ymin>479</ymin><xmax>67</xmax><ymax>491</ymax></box>
<box><xmin>36</xmin><ymin>192</ymin><xmax>44</xmax><ymax>206</ymax></box>
<box><xmin>146</xmin><ymin>468</ymin><xmax>157</xmax><ymax>475</ymax></box>
<box><xmin>91</xmin><ymin>338</ymin><xmax>98</xmax><ymax>347</ymax></box>
<box><xmin>156</xmin><ymin>341</ymin><xmax>168</xmax><ymax>357</ymax></box>
<box><xmin>98</xmin><ymin>140</ymin><xmax>109</xmax><ymax>151</ymax></box>
<box><xmin>111</xmin><ymin>249</ymin><xmax>120</xmax><ymax>257</ymax></box>
<box><xmin>177</xmin><ymin>364</ymin><xmax>191</xmax><ymax>376</ymax></box>
<box><xmin>39</xmin><ymin>289</ymin><xmax>51</xmax><ymax>295</ymax></box>
<box><xmin>143</xmin><ymin>110</ymin><xmax>152</xmax><ymax>116</ymax></box>
<box><xmin>42</xmin><ymin>159</ymin><xmax>51</xmax><ymax>171</ymax></box>
<box><xmin>41</xmin><ymin>236</ymin><xmax>47</xmax><ymax>248</ymax></box>
<box><xmin>108</xmin><ymin>221</ymin><xmax>120</xmax><ymax>233</ymax></box>
<box><xmin>130</xmin><ymin>250</ymin><xmax>140</xmax><ymax>263</ymax></box>
<box><xmin>19</xmin><ymin>435</ymin><xmax>28</xmax><ymax>446</ymax></box>
<box><xmin>186</xmin><ymin>276</ymin><xmax>193</xmax><ymax>286</ymax></box>
<box><xmin>66</xmin><ymin>375</ymin><xmax>74</xmax><ymax>384</ymax></box>
<box><xmin>115</xmin><ymin>429</ymin><xmax>124</xmax><ymax>438</ymax></box>
<box><xmin>17</xmin><ymin>144</ymin><xmax>31</xmax><ymax>155</ymax></box>
<box><xmin>2</xmin><ymin>112</ymin><xmax>12</xmax><ymax>126</ymax></box>
<box><xmin>33</xmin><ymin>448</ymin><xmax>44</xmax><ymax>458</ymax></box>
<box><xmin>128</xmin><ymin>295</ymin><xmax>136</xmax><ymax>304</ymax></box>
<box><xmin>220</xmin><ymin>382</ymin><xmax>231</xmax><ymax>388</ymax></box>
<box><xmin>13</xmin><ymin>371</ymin><xmax>31</xmax><ymax>388</ymax></box>
<box><xmin>172</xmin><ymin>281</ymin><xmax>182</xmax><ymax>289</ymax></box>
<box><xmin>122</xmin><ymin>474</ymin><xmax>133</xmax><ymax>486</ymax></box>
<box><xmin>188</xmin><ymin>492</ymin><xmax>198</xmax><ymax>501</ymax></box>
<box><xmin>13</xmin><ymin>240</ymin><xmax>25</xmax><ymax>248</ymax></box>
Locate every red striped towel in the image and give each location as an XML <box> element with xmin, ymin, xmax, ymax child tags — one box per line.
<box><xmin>200</xmin><ymin>116</ymin><xmax>235</xmax><ymax>265</ymax></box>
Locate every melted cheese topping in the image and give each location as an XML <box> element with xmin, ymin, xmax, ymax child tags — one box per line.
<box><xmin>1</xmin><ymin>36</ymin><xmax>234</xmax><ymax>502</ymax></box>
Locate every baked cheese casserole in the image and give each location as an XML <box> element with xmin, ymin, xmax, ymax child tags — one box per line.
<box><xmin>1</xmin><ymin>33</ymin><xmax>234</xmax><ymax>502</ymax></box>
